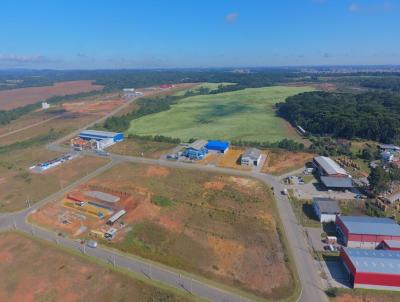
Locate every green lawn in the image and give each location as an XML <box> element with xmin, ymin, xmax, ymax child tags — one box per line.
<box><xmin>128</xmin><ymin>86</ymin><xmax>314</xmax><ymax>142</ymax></box>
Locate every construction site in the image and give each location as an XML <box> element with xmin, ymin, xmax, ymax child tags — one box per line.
<box><xmin>31</xmin><ymin>184</ymin><xmax>133</xmax><ymax>241</ymax></box>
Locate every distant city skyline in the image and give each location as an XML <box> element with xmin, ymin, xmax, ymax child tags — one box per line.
<box><xmin>0</xmin><ymin>0</ymin><xmax>399</xmax><ymax>69</ymax></box>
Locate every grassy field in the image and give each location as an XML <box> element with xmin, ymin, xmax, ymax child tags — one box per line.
<box><xmin>128</xmin><ymin>86</ymin><xmax>314</xmax><ymax>142</ymax></box>
<box><xmin>106</xmin><ymin>137</ymin><xmax>177</xmax><ymax>158</ymax></box>
<box><xmin>0</xmin><ymin>144</ymin><xmax>108</xmax><ymax>212</ymax></box>
<box><xmin>75</xmin><ymin>163</ymin><xmax>297</xmax><ymax>300</ymax></box>
<box><xmin>0</xmin><ymin>232</ymin><xmax>193</xmax><ymax>302</ymax></box>
<box><xmin>173</xmin><ymin>82</ymin><xmax>235</xmax><ymax>96</ymax></box>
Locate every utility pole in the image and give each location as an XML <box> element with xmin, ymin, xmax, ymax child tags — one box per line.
<box><xmin>113</xmin><ymin>255</ymin><xmax>116</xmax><ymax>267</ymax></box>
<box><xmin>13</xmin><ymin>217</ymin><xmax>17</xmax><ymax>229</ymax></box>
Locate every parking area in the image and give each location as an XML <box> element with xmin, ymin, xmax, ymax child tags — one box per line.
<box><xmin>288</xmin><ymin>180</ymin><xmax>360</xmax><ymax>200</ymax></box>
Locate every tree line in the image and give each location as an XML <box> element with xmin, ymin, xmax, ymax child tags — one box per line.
<box><xmin>277</xmin><ymin>91</ymin><xmax>400</xmax><ymax>143</ymax></box>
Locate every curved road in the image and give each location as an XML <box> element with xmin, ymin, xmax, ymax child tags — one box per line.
<box><xmin>0</xmin><ymin>94</ymin><xmax>328</xmax><ymax>302</ymax></box>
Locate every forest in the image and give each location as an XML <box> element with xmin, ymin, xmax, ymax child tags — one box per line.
<box><xmin>277</xmin><ymin>91</ymin><xmax>400</xmax><ymax>143</ymax></box>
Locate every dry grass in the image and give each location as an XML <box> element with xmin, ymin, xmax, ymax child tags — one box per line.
<box><xmin>0</xmin><ymin>146</ymin><xmax>109</xmax><ymax>212</ymax></box>
<box><xmin>262</xmin><ymin>150</ymin><xmax>314</xmax><ymax>175</ymax></box>
<box><xmin>52</xmin><ymin>162</ymin><xmax>296</xmax><ymax>300</ymax></box>
<box><xmin>0</xmin><ymin>232</ymin><xmax>192</xmax><ymax>302</ymax></box>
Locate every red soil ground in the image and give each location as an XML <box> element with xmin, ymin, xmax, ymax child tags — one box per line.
<box><xmin>0</xmin><ymin>80</ymin><xmax>103</xmax><ymax>110</ymax></box>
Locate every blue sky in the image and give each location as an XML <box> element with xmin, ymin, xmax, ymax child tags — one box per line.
<box><xmin>0</xmin><ymin>0</ymin><xmax>399</xmax><ymax>69</ymax></box>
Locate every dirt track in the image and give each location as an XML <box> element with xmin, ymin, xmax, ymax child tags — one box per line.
<box><xmin>0</xmin><ymin>80</ymin><xmax>103</xmax><ymax>110</ymax></box>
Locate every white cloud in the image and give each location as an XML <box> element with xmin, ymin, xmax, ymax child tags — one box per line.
<box><xmin>225</xmin><ymin>12</ymin><xmax>239</xmax><ymax>23</ymax></box>
<box><xmin>348</xmin><ymin>1</ymin><xmax>394</xmax><ymax>13</ymax></box>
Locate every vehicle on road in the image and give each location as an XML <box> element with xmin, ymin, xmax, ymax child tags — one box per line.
<box><xmin>87</xmin><ymin>240</ymin><xmax>98</xmax><ymax>248</ymax></box>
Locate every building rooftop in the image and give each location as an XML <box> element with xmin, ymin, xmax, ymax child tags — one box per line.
<box><xmin>206</xmin><ymin>140</ymin><xmax>230</xmax><ymax>150</ymax></box>
<box><xmin>242</xmin><ymin>148</ymin><xmax>262</xmax><ymax>160</ymax></box>
<box><xmin>383</xmin><ymin>240</ymin><xmax>400</xmax><ymax>249</ymax></box>
<box><xmin>343</xmin><ymin>247</ymin><xmax>400</xmax><ymax>275</ymax></box>
<box><xmin>187</xmin><ymin>139</ymin><xmax>208</xmax><ymax>151</ymax></box>
<box><xmin>314</xmin><ymin>156</ymin><xmax>348</xmax><ymax>176</ymax></box>
<box><xmin>338</xmin><ymin>216</ymin><xmax>400</xmax><ymax>236</ymax></box>
<box><xmin>80</xmin><ymin>130</ymin><xmax>120</xmax><ymax>137</ymax></box>
<box><xmin>378</xmin><ymin>144</ymin><xmax>400</xmax><ymax>151</ymax></box>
<box><xmin>321</xmin><ymin>176</ymin><xmax>353</xmax><ymax>188</ymax></box>
<box><xmin>313</xmin><ymin>197</ymin><xmax>340</xmax><ymax>214</ymax></box>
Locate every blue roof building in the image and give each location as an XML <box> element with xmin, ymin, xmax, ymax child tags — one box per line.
<box><xmin>205</xmin><ymin>140</ymin><xmax>230</xmax><ymax>153</ymax></box>
<box><xmin>79</xmin><ymin>130</ymin><xmax>124</xmax><ymax>142</ymax></box>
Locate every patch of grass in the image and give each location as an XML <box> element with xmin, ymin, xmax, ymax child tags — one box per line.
<box><xmin>128</xmin><ymin>86</ymin><xmax>315</xmax><ymax>142</ymax></box>
<box><xmin>288</xmin><ymin>196</ymin><xmax>321</xmax><ymax>228</ymax></box>
<box><xmin>0</xmin><ymin>231</ymin><xmax>193</xmax><ymax>302</ymax></box>
<box><xmin>152</xmin><ymin>195</ymin><xmax>173</xmax><ymax>207</ymax></box>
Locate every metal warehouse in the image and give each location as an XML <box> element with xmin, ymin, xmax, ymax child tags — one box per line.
<box><xmin>79</xmin><ymin>130</ymin><xmax>124</xmax><ymax>142</ymax></box>
<box><xmin>205</xmin><ymin>140</ymin><xmax>230</xmax><ymax>153</ymax></box>
<box><xmin>341</xmin><ymin>247</ymin><xmax>400</xmax><ymax>290</ymax></box>
<box><xmin>379</xmin><ymin>240</ymin><xmax>400</xmax><ymax>251</ymax></box>
<box><xmin>336</xmin><ymin>216</ymin><xmax>400</xmax><ymax>248</ymax></box>
<box><xmin>313</xmin><ymin>156</ymin><xmax>348</xmax><ymax>177</ymax></box>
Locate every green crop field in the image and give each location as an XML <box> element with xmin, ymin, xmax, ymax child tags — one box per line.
<box><xmin>128</xmin><ymin>85</ymin><xmax>314</xmax><ymax>142</ymax></box>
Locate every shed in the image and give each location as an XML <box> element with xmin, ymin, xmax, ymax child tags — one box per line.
<box><xmin>312</xmin><ymin>197</ymin><xmax>340</xmax><ymax>223</ymax></box>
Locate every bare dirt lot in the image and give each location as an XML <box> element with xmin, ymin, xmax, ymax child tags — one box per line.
<box><xmin>331</xmin><ymin>291</ymin><xmax>400</xmax><ymax>302</ymax></box>
<box><xmin>0</xmin><ymin>232</ymin><xmax>191</xmax><ymax>302</ymax></box>
<box><xmin>262</xmin><ymin>150</ymin><xmax>315</xmax><ymax>175</ymax></box>
<box><xmin>0</xmin><ymin>80</ymin><xmax>103</xmax><ymax>110</ymax></box>
<box><xmin>32</xmin><ymin>162</ymin><xmax>296</xmax><ymax>300</ymax></box>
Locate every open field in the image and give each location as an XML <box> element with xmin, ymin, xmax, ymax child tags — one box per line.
<box><xmin>0</xmin><ymin>94</ymin><xmax>125</xmax><ymax>146</ymax></box>
<box><xmin>0</xmin><ymin>145</ymin><xmax>108</xmax><ymax>212</ymax></box>
<box><xmin>31</xmin><ymin>162</ymin><xmax>296</xmax><ymax>300</ymax></box>
<box><xmin>0</xmin><ymin>232</ymin><xmax>192</xmax><ymax>302</ymax></box>
<box><xmin>330</xmin><ymin>289</ymin><xmax>400</xmax><ymax>302</ymax></box>
<box><xmin>262</xmin><ymin>150</ymin><xmax>314</xmax><ymax>175</ymax></box>
<box><xmin>106</xmin><ymin>138</ymin><xmax>177</xmax><ymax>159</ymax></box>
<box><xmin>173</xmin><ymin>82</ymin><xmax>235</xmax><ymax>96</ymax></box>
<box><xmin>0</xmin><ymin>80</ymin><xmax>103</xmax><ymax>110</ymax></box>
<box><xmin>128</xmin><ymin>86</ymin><xmax>315</xmax><ymax>142</ymax></box>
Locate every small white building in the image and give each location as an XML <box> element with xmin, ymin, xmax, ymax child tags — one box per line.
<box><xmin>41</xmin><ymin>101</ymin><xmax>50</xmax><ymax>109</ymax></box>
<box><xmin>312</xmin><ymin>197</ymin><xmax>340</xmax><ymax>223</ymax></box>
<box><xmin>241</xmin><ymin>148</ymin><xmax>262</xmax><ymax>166</ymax></box>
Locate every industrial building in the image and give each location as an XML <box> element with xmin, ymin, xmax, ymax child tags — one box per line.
<box><xmin>241</xmin><ymin>148</ymin><xmax>262</xmax><ymax>166</ymax></box>
<box><xmin>336</xmin><ymin>216</ymin><xmax>400</xmax><ymax>248</ymax></box>
<box><xmin>340</xmin><ymin>247</ymin><xmax>400</xmax><ymax>290</ymax></box>
<box><xmin>182</xmin><ymin>140</ymin><xmax>208</xmax><ymax>160</ymax></box>
<box><xmin>312</xmin><ymin>197</ymin><xmax>340</xmax><ymax>223</ymax></box>
<box><xmin>30</xmin><ymin>153</ymin><xmax>78</xmax><ymax>172</ymax></box>
<box><xmin>379</xmin><ymin>240</ymin><xmax>400</xmax><ymax>251</ymax></box>
<box><xmin>79</xmin><ymin>130</ymin><xmax>124</xmax><ymax>150</ymax></box>
<box><xmin>313</xmin><ymin>156</ymin><xmax>353</xmax><ymax>189</ymax></box>
<box><xmin>205</xmin><ymin>140</ymin><xmax>230</xmax><ymax>153</ymax></box>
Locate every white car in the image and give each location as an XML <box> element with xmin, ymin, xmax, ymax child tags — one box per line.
<box><xmin>87</xmin><ymin>240</ymin><xmax>98</xmax><ymax>248</ymax></box>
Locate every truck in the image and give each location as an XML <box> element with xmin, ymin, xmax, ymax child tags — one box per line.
<box><xmin>107</xmin><ymin>209</ymin><xmax>126</xmax><ymax>225</ymax></box>
<box><xmin>105</xmin><ymin>228</ymin><xmax>118</xmax><ymax>240</ymax></box>
<box><xmin>281</xmin><ymin>188</ymin><xmax>288</xmax><ymax>195</ymax></box>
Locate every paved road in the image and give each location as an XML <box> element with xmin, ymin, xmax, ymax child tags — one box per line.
<box><xmin>0</xmin><ymin>93</ymin><xmax>329</xmax><ymax>302</ymax></box>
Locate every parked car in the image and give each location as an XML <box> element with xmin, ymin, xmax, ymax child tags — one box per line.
<box><xmin>87</xmin><ymin>240</ymin><xmax>98</xmax><ymax>248</ymax></box>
